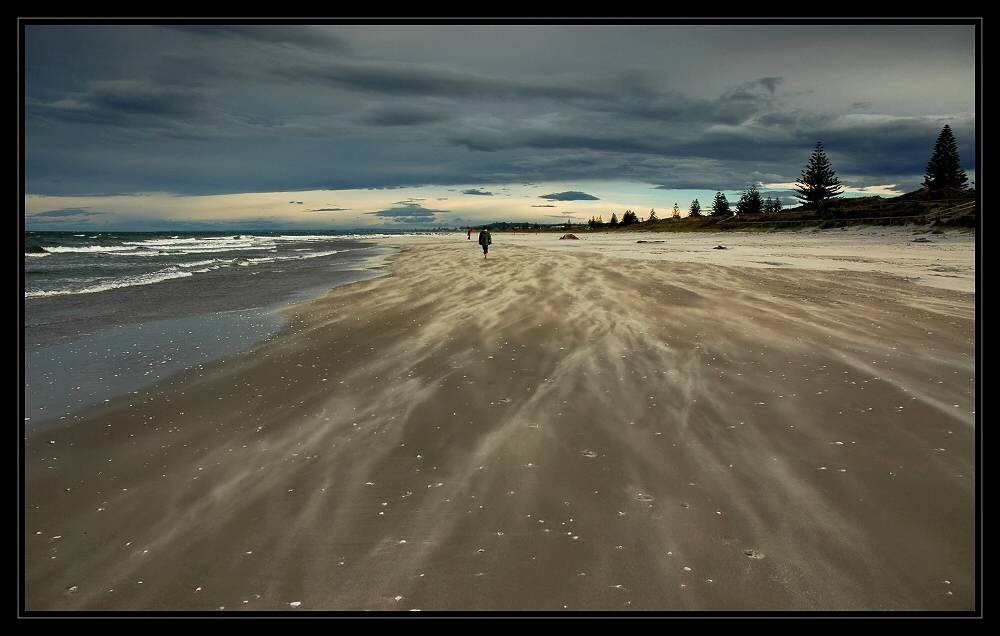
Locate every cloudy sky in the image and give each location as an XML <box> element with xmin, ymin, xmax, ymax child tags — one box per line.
<box><xmin>22</xmin><ymin>20</ymin><xmax>979</xmax><ymax>230</ymax></box>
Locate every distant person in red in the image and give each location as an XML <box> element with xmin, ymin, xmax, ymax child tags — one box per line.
<box><xmin>468</xmin><ymin>228</ymin><xmax>472</xmax><ymax>240</ymax></box>
<box><xmin>478</xmin><ymin>227</ymin><xmax>492</xmax><ymax>259</ymax></box>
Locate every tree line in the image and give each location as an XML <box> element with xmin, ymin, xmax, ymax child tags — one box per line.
<box><xmin>586</xmin><ymin>124</ymin><xmax>969</xmax><ymax>228</ymax></box>
<box><xmin>793</xmin><ymin>124</ymin><xmax>968</xmax><ymax>203</ymax></box>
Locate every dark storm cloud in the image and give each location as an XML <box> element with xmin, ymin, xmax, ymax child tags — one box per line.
<box><xmin>164</xmin><ymin>24</ymin><xmax>351</xmax><ymax>52</ymax></box>
<box><xmin>22</xmin><ymin>22</ymin><xmax>978</xmax><ymax>200</ymax></box>
<box><xmin>365</xmin><ymin>202</ymin><xmax>445</xmax><ymax>223</ymax></box>
<box><xmin>541</xmin><ymin>191</ymin><xmax>600</xmax><ymax>201</ymax></box>
<box><xmin>462</xmin><ymin>189</ymin><xmax>493</xmax><ymax>195</ymax></box>
<box><xmin>33</xmin><ymin>207</ymin><xmax>102</xmax><ymax>217</ymax></box>
<box><xmin>358</xmin><ymin>104</ymin><xmax>452</xmax><ymax>127</ymax></box>
<box><xmin>30</xmin><ymin>79</ymin><xmax>216</xmax><ymax>132</ymax></box>
<box><xmin>282</xmin><ymin>53</ymin><xmax>605</xmax><ymax>103</ymax></box>
<box><xmin>710</xmin><ymin>78</ymin><xmax>787</xmax><ymax>126</ymax></box>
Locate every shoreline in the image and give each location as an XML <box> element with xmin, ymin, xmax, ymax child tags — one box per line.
<box><xmin>23</xmin><ymin>242</ymin><xmax>397</xmax><ymax>431</ymax></box>
<box><xmin>23</xmin><ymin>229</ymin><xmax>978</xmax><ymax>612</ymax></box>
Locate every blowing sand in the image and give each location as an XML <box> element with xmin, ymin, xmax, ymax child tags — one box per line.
<box><xmin>23</xmin><ymin>227</ymin><xmax>978</xmax><ymax>613</ymax></box>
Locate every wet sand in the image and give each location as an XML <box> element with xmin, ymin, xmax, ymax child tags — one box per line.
<box><xmin>23</xmin><ymin>228</ymin><xmax>978</xmax><ymax>613</ymax></box>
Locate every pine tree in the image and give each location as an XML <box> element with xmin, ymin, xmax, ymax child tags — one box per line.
<box><xmin>689</xmin><ymin>199</ymin><xmax>702</xmax><ymax>217</ymax></box>
<box><xmin>922</xmin><ymin>125</ymin><xmax>968</xmax><ymax>190</ymax></box>
<box><xmin>737</xmin><ymin>185</ymin><xmax>764</xmax><ymax>215</ymax></box>
<box><xmin>795</xmin><ymin>142</ymin><xmax>842</xmax><ymax>204</ymax></box>
<box><xmin>711</xmin><ymin>191</ymin><xmax>730</xmax><ymax>216</ymax></box>
<box><xmin>648</xmin><ymin>208</ymin><xmax>658</xmax><ymax>222</ymax></box>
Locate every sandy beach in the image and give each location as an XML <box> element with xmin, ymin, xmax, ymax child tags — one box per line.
<box><xmin>22</xmin><ymin>227</ymin><xmax>978</xmax><ymax>613</ymax></box>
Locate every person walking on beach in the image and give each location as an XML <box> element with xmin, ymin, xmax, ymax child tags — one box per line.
<box><xmin>468</xmin><ymin>228</ymin><xmax>472</xmax><ymax>240</ymax></box>
<box><xmin>478</xmin><ymin>226</ymin><xmax>492</xmax><ymax>259</ymax></box>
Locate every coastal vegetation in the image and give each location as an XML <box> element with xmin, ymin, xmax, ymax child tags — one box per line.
<box><xmin>481</xmin><ymin>126</ymin><xmax>976</xmax><ymax>233</ymax></box>
<box><xmin>922</xmin><ymin>125</ymin><xmax>969</xmax><ymax>191</ymax></box>
<box><xmin>794</xmin><ymin>142</ymin><xmax>843</xmax><ymax>204</ymax></box>
<box><xmin>495</xmin><ymin>186</ymin><xmax>975</xmax><ymax>234</ymax></box>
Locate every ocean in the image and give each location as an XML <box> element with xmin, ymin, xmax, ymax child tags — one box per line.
<box><xmin>22</xmin><ymin>231</ymin><xmax>401</xmax><ymax>431</ymax></box>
